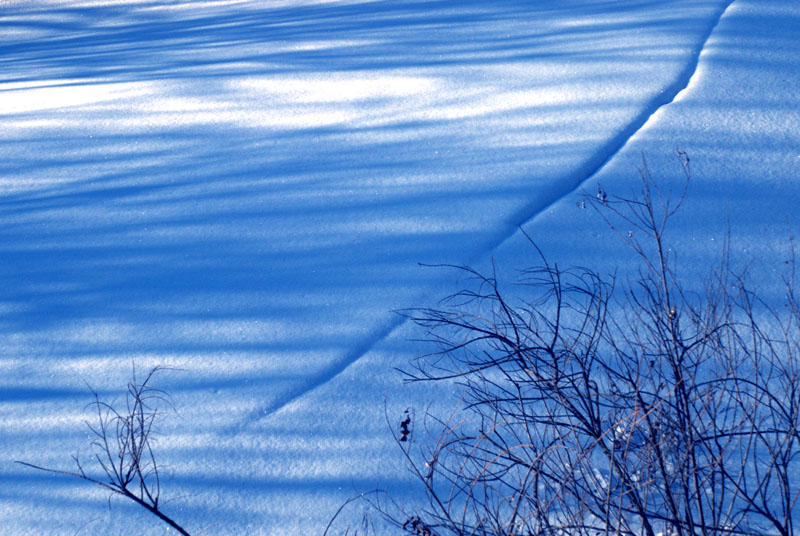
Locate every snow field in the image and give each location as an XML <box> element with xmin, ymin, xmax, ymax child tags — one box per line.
<box><xmin>4</xmin><ymin>0</ymin><xmax>799</xmax><ymax>534</ymax></box>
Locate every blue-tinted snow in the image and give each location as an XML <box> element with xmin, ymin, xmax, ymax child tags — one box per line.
<box><xmin>3</xmin><ymin>0</ymin><xmax>798</xmax><ymax>534</ymax></box>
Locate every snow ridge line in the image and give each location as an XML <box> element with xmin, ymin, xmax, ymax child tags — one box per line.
<box><xmin>235</xmin><ymin>0</ymin><xmax>735</xmax><ymax>431</ymax></box>
<box><xmin>485</xmin><ymin>0</ymin><xmax>737</xmax><ymax>255</ymax></box>
<box><xmin>228</xmin><ymin>315</ymin><xmax>407</xmax><ymax>434</ymax></box>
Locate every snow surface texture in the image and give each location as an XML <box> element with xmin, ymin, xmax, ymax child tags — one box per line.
<box><xmin>1</xmin><ymin>0</ymin><xmax>798</xmax><ymax>534</ymax></box>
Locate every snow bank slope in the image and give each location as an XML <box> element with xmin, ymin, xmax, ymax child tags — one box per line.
<box><xmin>498</xmin><ymin>0</ymin><xmax>800</xmax><ymax>290</ymax></box>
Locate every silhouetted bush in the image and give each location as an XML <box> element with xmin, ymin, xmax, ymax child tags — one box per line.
<box><xmin>335</xmin><ymin>155</ymin><xmax>800</xmax><ymax>536</ymax></box>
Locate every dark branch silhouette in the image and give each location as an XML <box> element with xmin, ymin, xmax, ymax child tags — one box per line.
<box><xmin>16</xmin><ymin>366</ymin><xmax>191</xmax><ymax>536</ymax></box>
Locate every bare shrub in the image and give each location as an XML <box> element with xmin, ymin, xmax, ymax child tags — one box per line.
<box><xmin>16</xmin><ymin>366</ymin><xmax>191</xmax><ymax>536</ymax></box>
<box><xmin>344</xmin><ymin>156</ymin><xmax>800</xmax><ymax>536</ymax></box>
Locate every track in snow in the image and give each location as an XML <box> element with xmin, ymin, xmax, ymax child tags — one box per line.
<box><xmin>235</xmin><ymin>0</ymin><xmax>736</xmax><ymax>430</ymax></box>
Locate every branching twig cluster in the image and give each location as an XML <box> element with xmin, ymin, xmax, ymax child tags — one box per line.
<box><xmin>357</xmin><ymin>155</ymin><xmax>800</xmax><ymax>536</ymax></box>
<box><xmin>17</xmin><ymin>366</ymin><xmax>190</xmax><ymax>536</ymax></box>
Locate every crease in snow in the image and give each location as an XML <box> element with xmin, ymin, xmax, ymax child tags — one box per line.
<box><xmin>226</xmin><ymin>314</ymin><xmax>405</xmax><ymax>435</ymax></box>
<box><xmin>233</xmin><ymin>0</ymin><xmax>738</xmax><ymax>431</ymax></box>
<box><xmin>487</xmin><ymin>0</ymin><xmax>738</xmax><ymax>250</ymax></box>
